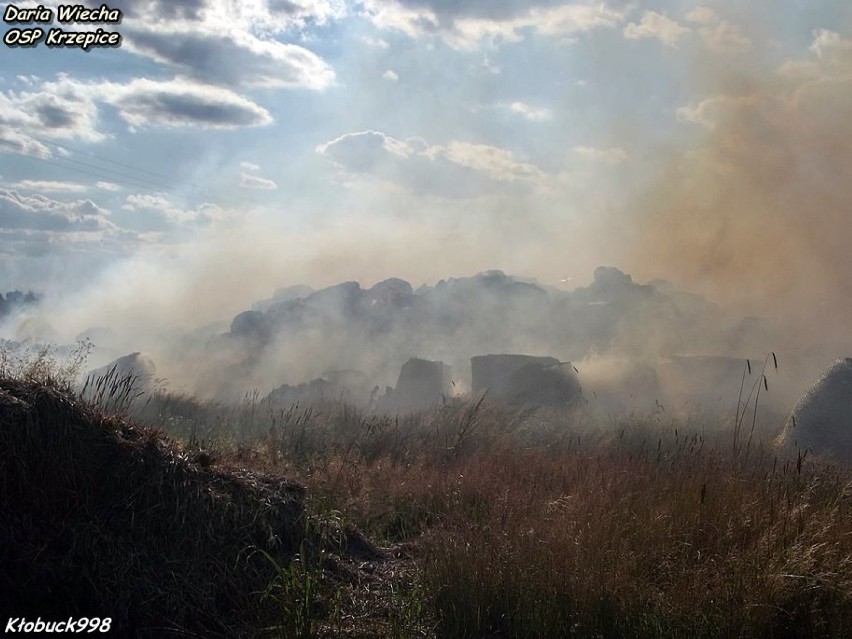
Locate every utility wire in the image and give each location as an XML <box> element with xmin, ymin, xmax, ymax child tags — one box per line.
<box><xmin>0</xmin><ymin>149</ymin><xmax>175</xmax><ymax>196</ymax></box>
<box><xmin>29</xmin><ymin>149</ymin><xmax>187</xmax><ymax>191</ymax></box>
<box><xmin>1</xmin><ymin>147</ymin><xmax>220</xmax><ymax>208</ymax></box>
<box><xmin>28</xmin><ymin>135</ymin><xmax>200</xmax><ymax>189</ymax></box>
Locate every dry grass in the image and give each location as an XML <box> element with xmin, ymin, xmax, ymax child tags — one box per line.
<box><xmin>133</xmin><ymin>387</ymin><xmax>852</xmax><ymax>638</ymax></box>
<box><xmin>3</xmin><ymin>343</ymin><xmax>852</xmax><ymax>637</ymax></box>
<box><xmin>0</xmin><ymin>374</ymin><xmax>307</xmax><ymax>637</ymax></box>
<box><xmin>419</xmin><ymin>447</ymin><xmax>852</xmax><ymax>638</ymax></box>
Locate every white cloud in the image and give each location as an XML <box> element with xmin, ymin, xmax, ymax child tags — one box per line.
<box><xmin>360</xmin><ymin>1</ymin><xmax>624</xmax><ymax>51</ymax></box>
<box><xmin>623</xmin><ymin>11</ymin><xmax>691</xmax><ymax>48</ymax></box>
<box><xmin>383</xmin><ymin>69</ymin><xmax>400</xmax><ymax>82</ymax></box>
<box><xmin>530</xmin><ymin>3</ymin><xmax>623</xmax><ymax>37</ymax></box>
<box><xmin>241</xmin><ymin>161</ymin><xmax>261</xmax><ymax>171</ymax></box>
<box><xmin>15</xmin><ymin>75</ymin><xmax>41</xmax><ymax>86</ymax></box>
<box><xmin>0</xmin><ymin>187</ymin><xmax>114</xmax><ymax>233</ymax></box>
<box><xmin>810</xmin><ymin>29</ymin><xmax>852</xmax><ymax>69</ymax></box>
<box><xmin>121</xmin><ymin>0</ymin><xmax>340</xmax><ymax>90</ymax></box>
<box><xmin>684</xmin><ymin>6</ymin><xmax>717</xmax><ymax>25</ymax></box>
<box><xmin>359</xmin><ymin>1</ymin><xmax>437</xmax><ymax>39</ymax></box>
<box><xmin>684</xmin><ymin>7</ymin><xmax>751</xmax><ymax>54</ymax></box>
<box><xmin>316</xmin><ymin>130</ymin><xmax>547</xmax><ymax>197</ymax></box>
<box><xmin>442</xmin><ymin>141</ymin><xmax>546</xmax><ymax>183</ymax></box>
<box><xmin>699</xmin><ymin>21</ymin><xmax>751</xmax><ymax>54</ymax></box>
<box><xmin>0</xmin><ymin>130</ymin><xmax>53</xmax><ymax>158</ymax></box>
<box><xmin>574</xmin><ymin>146</ymin><xmax>629</xmax><ymax>165</ymax></box>
<box><xmin>0</xmin><ymin>74</ymin><xmax>105</xmax><ymax>143</ymax></box>
<box><xmin>96</xmin><ymin>182</ymin><xmax>122</xmax><ymax>192</ymax></box>
<box><xmin>1</xmin><ymin>74</ymin><xmax>273</xmax><ymax>146</ymax></box>
<box><xmin>361</xmin><ymin>35</ymin><xmax>390</xmax><ymax>49</ymax></box>
<box><xmin>676</xmin><ymin>100</ymin><xmax>718</xmax><ymax>129</ymax></box>
<box><xmin>676</xmin><ymin>94</ymin><xmax>784</xmax><ymax>131</ymax></box>
<box><xmin>11</xmin><ymin>180</ymin><xmax>87</xmax><ymax>193</ymax></box>
<box><xmin>95</xmin><ymin>78</ymin><xmax>273</xmax><ymax>129</ymax></box>
<box><xmin>508</xmin><ymin>101</ymin><xmax>552</xmax><ymax>121</ymax></box>
<box><xmin>124</xmin><ymin>27</ymin><xmax>336</xmax><ymax>90</ymax></box>
<box><xmin>240</xmin><ymin>172</ymin><xmax>278</xmax><ymax>190</ymax></box>
<box><xmin>778</xmin><ymin>30</ymin><xmax>852</xmax><ymax>81</ymax></box>
<box><xmin>123</xmin><ymin>193</ymin><xmax>226</xmax><ymax>227</ymax></box>
<box><xmin>481</xmin><ymin>54</ymin><xmax>502</xmax><ymax>75</ymax></box>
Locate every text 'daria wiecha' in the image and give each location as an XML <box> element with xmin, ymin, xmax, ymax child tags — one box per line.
<box><xmin>2</xmin><ymin>4</ymin><xmax>123</xmax><ymax>52</ymax></box>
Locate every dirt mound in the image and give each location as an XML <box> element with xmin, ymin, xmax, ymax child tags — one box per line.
<box><xmin>0</xmin><ymin>376</ymin><xmax>306</xmax><ymax>637</ymax></box>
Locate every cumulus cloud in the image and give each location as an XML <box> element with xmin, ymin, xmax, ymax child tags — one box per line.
<box><xmin>676</xmin><ymin>96</ymin><xmax>727</xmax><ymax>129</ymax></box>
<box><xmin>441</xmin><ymin>141</ymin><xmax>546</xmax><ymax>183</ymax></box>
<box><xmin>530</xmin><ymin>3</ymin><xmax>624</xmax><ymax>37</ymax></box>
<box><xmin>699</xmin><ymin>21</ymin><xmax>751</xmax><ymax>54</ymax></box>
<box><xmin>124</xmin><ymin>28</ymin><xmax>335</xmax><ymax>90</ymax></box>
<box><xmin>574</xmin><ymin>146</ymin><xmax>629</xmax><ymax>165</ymax></box>
<box><xmin>623</xmin><ymin>11</ymin><xmax>691</xmax><ymax>48</ymax></box>
<box><xmin>240</xmin><ymin>172</ymin><xmax>278</xmax><ymax>190</ymax></box>
<box><xmin>316</xmin><ymin>130</ymin><xmax>547</xmax><ymax>197</ymax></box>
<box><xmin>2</xmin><ymin>74</ymin><xmax>273</xmax><ymax>143</ymax></box>
<box><xmin>240</xmin><ymin>161</ymin><xmax>261</xmax><ymax>171</ymax></box>
<box><xmin>123</xmin><ymin>193</ymin><xmax>226</xmax><ymax>227</ymax></box>
<box><xmin>0</xmin><ymin>75</ymin><xmax>104</xmax><ymax>143</ymax></box>
<box><xmin>121</xmin><ymin>1</ymin><xmax>338</xmax><ymax>90</ymax></box>
<box><xmin>809</xmin><ymin>29</ymin><xmax>852</xmax><ymax>71</ymax></box>
<box><xmin>777</xmin><ymin>29</ymin><xmax>852</xmax><ymax>81</ymax></box>
<box><xmin>361</xmin><ymin>0</ymin><xmax>624</xmax><ymax>50</ymax></box>
<box><xmin>0</xmin><ymin>187</ymin><xmax>114</xmax><ymax>232</ymax></box>
<box><xmin>684</xmin><ymin>6</ymin><xmax>718</xmax><ymax>25</ymax></box>
<box><xmin>361</xmin><ymin>35</ymin><xmax>390</xmax><ymax>49</ymax></box>
<box><xmin>508</xmin><ymin>101</ymin><xmax>552</xmax><ymax>121</ymax></box>
<box><xmin>684</xmin><ymin>7</ymin><xmax>751</xmax><ymax>54</ymax></box>
<box><xmin>0</xmin><ymin>1</ymin><xmax>336</xmax><ymax>156</ymax></box>
<box><xmin>383</xmin><ymin>69</ymin><xmax>400</xmax><ymax>82</ymax></box>
<box><xmin>0</xmin><ymin>130</ymin><xmax>53</xmax><ymax>158</ymax></box>
<box><xmin>11</xmin><ymin>180</ymin><xmax>88</xmax><ymax>193</ymax></box>
<box><xmin>95</xmin><ymin>78</ymin><xmax>273</xmax><ymax>129</ymax></box>
<box><xmin>96</xmin><ymin>182</ymin><xmax>122</xmax><ymax>192</ymax></box>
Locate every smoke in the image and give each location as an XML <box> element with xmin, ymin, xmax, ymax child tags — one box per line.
<box><xmin>629</xmin><ymin>27</ymin><xmax>852</xmax><ymax>343</ymax></box>
<box><xmin>3</xmin><ymin>10</ymin><xmax>851</xmax><ymax>417</ymax></box>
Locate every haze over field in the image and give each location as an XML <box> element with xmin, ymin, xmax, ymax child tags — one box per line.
<box><xmin>1</xmin><ymin>0</ymin><xmax>851</xmax><ymax>406</ymax></box>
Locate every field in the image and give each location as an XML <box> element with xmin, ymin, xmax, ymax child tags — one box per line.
<box><xmin>3</xmin><ymin>349</ymin><xmax>852</xmax><ymax>638</ymax></box>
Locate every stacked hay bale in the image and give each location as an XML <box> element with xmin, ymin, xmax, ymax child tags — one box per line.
<box><xmin>471</xmin><ymin>354</ymin><xmax>582</xmax><ymax>407</ymax></box>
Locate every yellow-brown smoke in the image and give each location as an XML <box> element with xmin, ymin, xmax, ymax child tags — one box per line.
<box><xmin>630</xmin><ymin>31</ymin><xmax>852</xmax><ymax>341</ymax></box>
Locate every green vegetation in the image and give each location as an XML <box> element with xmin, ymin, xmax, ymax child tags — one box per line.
<box><xmin>2</xmin><ymin>345</ymin><xmax>852</xmax><ymax>637</ymax></box>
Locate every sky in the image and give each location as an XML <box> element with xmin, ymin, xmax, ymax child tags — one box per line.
<box><xmin>1</xmin><ymin>0</ymin><xmax>851</xmax><ymax>339</ymax></box>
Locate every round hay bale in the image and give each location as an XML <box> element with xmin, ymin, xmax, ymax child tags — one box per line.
<box><xmin>776</xmin><ymin>358</ymin><xmax>852</xmax><ymax>461</ymax></box>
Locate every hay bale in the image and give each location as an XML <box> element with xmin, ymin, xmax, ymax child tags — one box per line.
<box><xmin>381</xmin><ymin>358</ymin><xmax>451</xmax><ymax>412</ymax></box>
<box><xmin>777</xmin><ymin>358</ymin><xmax>852</xmax><ymax>461</ymax></box>
<box><xmin>87</xmin><ymin>351</ymin><xmax>156</xmax><ymax>383</ymax></box>
<box><xmin>471</xmin><ymin>354</ymin><xmax>561</xmax><ymax>396</ymax></box>
<box><xmin>502</xmin><ymin>362</ymin><xmax>583</xmax><ymax>407</ymax></box>
<box><xmin>0</xmin><ymin>376</ymin><xmax>305</xmax><ymax>637</ymax></box>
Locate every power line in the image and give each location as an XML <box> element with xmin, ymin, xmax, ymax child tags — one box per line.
<box><xmin>32</xmin><ymin>148</ymin><xmax>188</xmax><ymax>192</ymax></box>
<box><xmin>28</xmin><ymin>135</ymin><xmax>200</xmax><ymax>189</ymax></box>
<box><xmin>0</xmin><ymin>149</ymin><xmax>175</xmax><ymax>196</ymax></box>
<box><xmin>1</xmin><ymin>147</ymin><xmax>220</xmax><ymax>208</ymax></box>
